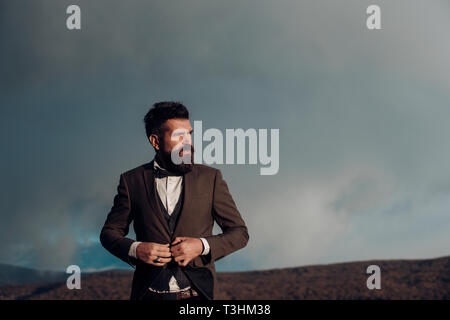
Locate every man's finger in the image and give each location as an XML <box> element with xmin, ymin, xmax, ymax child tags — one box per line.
<box><xmin>149</xmin><ymin>255</ymin><xmax>171</xmax><ymax>263</ymax></box>
<box><xmin>170</xmin><ymin>244</ymin><xmax>182</xmax><ymax>252</ymax></box>
<box><xmin>178</xmin><ymin>258</ymin><xmax>191</xmax><ymax>267</ymax></box>
<box><xmin>153</xmin><ymin>244</ymin><xmax>171</xmax><ymax>252</ymax></box>
<box><xmin>147</xmin><ymin>255</ymin><xmax>170</xmax><ymax>266</ymax></box>
<box><xmin>155</xmin><ymin>249</ymin><xmax>172</xmax><ymax>257</ymax></box>
<box><xmin>174</xmin><ymin>255</ymin><xmax>186</xmax><ymax>262</ymax></box>
<box><xmin>171</xmin><ymin>237</ymin><xmax>186</xmax><ymax>245</ymax></box>
<box><xmin>170</xmin><ymin>244</ymin><xmax>182</xmax><ymax>253</ymax></box>
<box><xmin>171</xmin><ymin>242</ymin><xmax>182</xmax><ymax>248</ymax></box>
<box><xmin>152</xmin><ymin>243</ymin><xmax>169</xmax><ymax>248</ymax></box>
<box><xmin>171</xmin><ymin>247</ymin><xmax>184</xmax><ymax>257</ymax></box>
<box><xmin>155</xmin><ymin>257</ymin><xmax>171</xmax><ymax>263</ymax></box>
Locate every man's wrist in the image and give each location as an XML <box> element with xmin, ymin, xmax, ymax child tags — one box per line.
<box><xmin>199</xmin><ymin>238</ymin><xmax>210</xmax><ymax>255</ymax></box>
<box><xmin>128</xmin><ymin>241</ymin><xmax>142</xmax><ymax>259</ymax></box>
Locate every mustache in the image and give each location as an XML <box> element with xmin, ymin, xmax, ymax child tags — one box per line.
<box><xmin>173</xmin><ymin>144</ymin><xmax>195</xmax><ymax>154</ymax></box>
<box><xmin>167</xmin><ymin>144</ymin><xmax>195</xmax><ymax>166</ymax></box>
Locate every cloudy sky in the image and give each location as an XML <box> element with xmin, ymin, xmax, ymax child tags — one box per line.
<box><xmin>1</xmin><ymin>0</ymin><xmax>449</xmax><ymax>272</ymax></box>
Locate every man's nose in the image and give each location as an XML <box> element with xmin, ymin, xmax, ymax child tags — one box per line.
<box><xmin>182</xmin><ymin>133</ymin><xmax>192</xmax><ymax>145</ymax></box>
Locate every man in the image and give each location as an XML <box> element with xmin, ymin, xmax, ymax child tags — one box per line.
<box><xmin>100</xmin><ymin>101</ymin><xmax>249</xmax><ymax>300</ymax></box>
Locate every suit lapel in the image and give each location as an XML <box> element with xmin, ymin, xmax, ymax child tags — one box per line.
<box><xmin>143</xmin><ymin>161</ymin><xmax>171</xmax><ymax>237</ymax></box>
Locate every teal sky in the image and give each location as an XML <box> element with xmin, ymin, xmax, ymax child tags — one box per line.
<box><xmin>1</xmin><ymin>0</ymin><xmax>449</xmax><ymax>272</ymax></box>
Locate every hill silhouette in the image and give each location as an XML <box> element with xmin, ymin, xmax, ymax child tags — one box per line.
<box><xmin>0</xmin><ymin>263</ymin><xmax>66</xmax><ymax>287</ymax></box>
<box><xmin>0</xmin><ymin>256</ymin><xmax>449</xmax><ymax>300</ymax></box>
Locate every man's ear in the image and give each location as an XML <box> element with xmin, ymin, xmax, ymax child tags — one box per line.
<box><xmin>149</xmin><ymin>134</ymin><xmax>160</xmax><ymax>151</ymax></box>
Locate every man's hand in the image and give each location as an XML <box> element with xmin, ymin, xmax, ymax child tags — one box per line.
<box><xmin>136</xmin><ymin>242</ymin><xmax>172</xmax><ymax>266</ymax></box>
<box><xmin>170</xmin><ymin>237</ymin><xmax>203</xmax><ymax>267</ymax></box>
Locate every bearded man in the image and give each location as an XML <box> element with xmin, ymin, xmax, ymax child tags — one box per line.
<box><xmin>100</xmin><ymin>101</ymin><xmax>249</xmax><ymax>300</ymax></box>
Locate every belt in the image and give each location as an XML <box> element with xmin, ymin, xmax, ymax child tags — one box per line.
<box><xmin>176</xmin><ymin>288</ymin><xmax>199</xmax><ymax>300</ymax></box>
<box><xmin>145</xmin><ymin>288</ymin><xmax>200</xmax><ymax>300</ymax></box>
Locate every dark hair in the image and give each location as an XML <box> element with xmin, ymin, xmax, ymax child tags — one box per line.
<box><xmin>144</xmin><ymin>101</ymin><xmax>189</xmax><ymax>139</ymax></box>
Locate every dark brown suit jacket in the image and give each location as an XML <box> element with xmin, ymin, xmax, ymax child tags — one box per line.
<box><xmin>100</xmin><ymin>160</ymin><xmax>249</xmax><ymax>300</ymax></box>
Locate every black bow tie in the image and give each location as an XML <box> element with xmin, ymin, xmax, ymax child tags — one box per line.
<box><xmin>153</xmin><ymin>166</ymin><xmax>183</xmax><ymax>179</ymax></box>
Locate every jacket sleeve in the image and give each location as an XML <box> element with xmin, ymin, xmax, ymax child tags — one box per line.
<box><xmin>205</xmin><ymin>169</ymin><xmax>249</xmax><ymax>263</ymax></box>
<box><xmin>100</xmin><ymin>173</ymin><xmax>138</xmax><ymax>267</ymax></box>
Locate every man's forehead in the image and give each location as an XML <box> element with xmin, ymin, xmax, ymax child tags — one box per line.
<box><xmin>164</xmin><ymin>119</ymin><xmax>192</xmax><ymax>132</ymax></box>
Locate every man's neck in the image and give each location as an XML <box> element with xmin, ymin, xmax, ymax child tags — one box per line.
<box><xmin>154</xmin><ymin>153</ymin><xmax>177</xmax><ymax>173</ymax></box>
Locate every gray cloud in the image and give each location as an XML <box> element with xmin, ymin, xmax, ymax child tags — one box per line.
<box><xmin>1</xmin><ymin>0</ymin><xmax>449</xmax><ymax>271</ymax></box>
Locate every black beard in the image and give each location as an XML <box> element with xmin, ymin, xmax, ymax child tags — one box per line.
<box><xmin>156</xmin><ymin>144</ymin><xmax>195</xmax><ymax>175</ymax></box>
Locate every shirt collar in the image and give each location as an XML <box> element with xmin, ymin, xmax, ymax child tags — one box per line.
<box><xmin>154</xmin><ymin>159</ymin><xmax>163</xmax><ymax>170</ymax></box>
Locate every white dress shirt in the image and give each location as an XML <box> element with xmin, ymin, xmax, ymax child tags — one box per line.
<box><xmin>128</xmin><ymin>160</ymin><xmax>210</xmax><ymax>292</ymax></box>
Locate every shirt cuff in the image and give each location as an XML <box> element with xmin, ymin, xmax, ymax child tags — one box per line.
<box><xmin>128</xmin><ymin>241</ymin><xmax>142</xmax><ymax>259</ymax></box>
<box><xmin>200</xmin><ymin>238</ymin><xmax>210</xmax><ymax>255</ymax></box>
